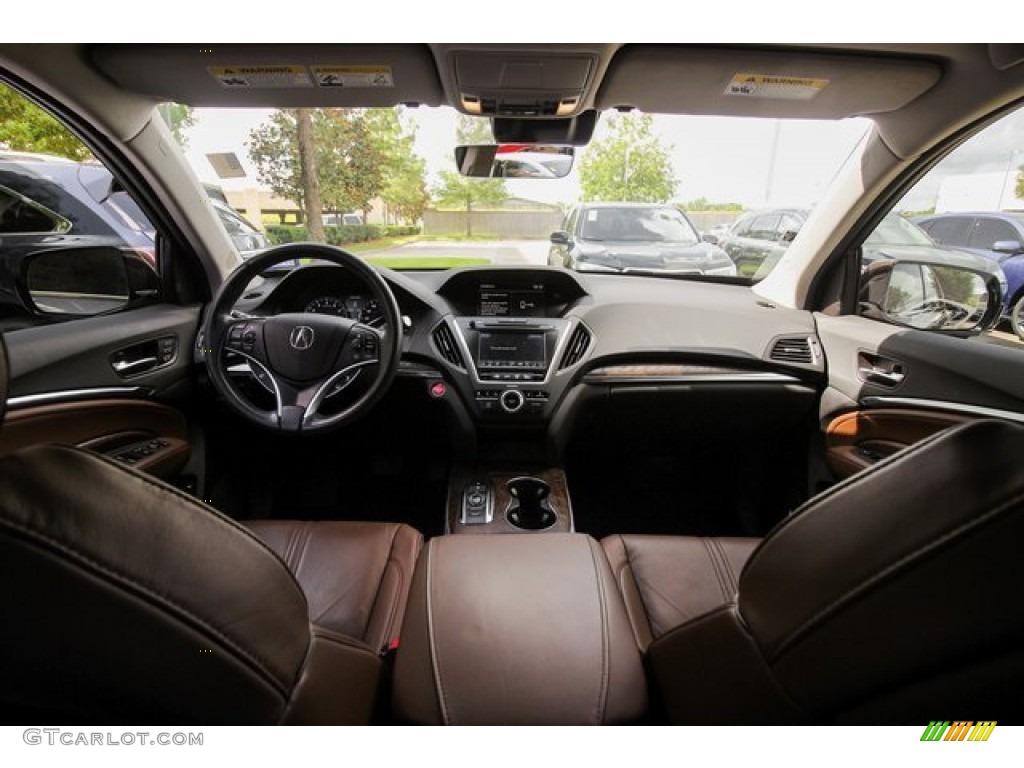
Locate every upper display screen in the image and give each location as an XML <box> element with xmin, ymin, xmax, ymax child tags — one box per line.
<box><xmin>479</xmin><ymin>283</ymin><xmax>546</xmax><ymax>317</ymax></box>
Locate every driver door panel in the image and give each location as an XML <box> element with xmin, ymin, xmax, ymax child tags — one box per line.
<box><xmin>1</xmin><ymin>304</ymin><xmax>201</xmax><ymax>479</ymax></box>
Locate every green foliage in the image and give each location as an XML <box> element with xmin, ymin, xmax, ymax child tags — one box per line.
<box><xmin>265</xmin><ymin>223</ymin><xmax>419</xmax><ymax>246</ymax></box>
<box><xmin>1016</xmin><ymin>164</ymin><xmax>1024</xmax><ymax>200</ymax></box>
<box><xmin>159</xmin><ymin>103</ymin><xmax>196</xmax><ymax>148</ymax></box>
<box><xmin>364</xmin><ymin>109</ymin><xmax>430</xmax><ymax>223</ymax></box>
<box><xmin>248</xmin><ymin>108</ymin><xmax>430</xmax><ymax>227</ymax></box>
<box><xmin>0</xmin><ymin>82</ymin><xmax>91</xmax><ymax>160</ymax></box>
<box><xmin>248</xmin><ymin>109</ymin><xmax>386</xmax><ymax>218</ymax></box>
<box><xmin>678</xmin><ymin>197</ymin><xmax>743</xmax><ymax>212</ymax></box>
<box><xmin>579</xmin><ymin>113</ymin><xmax>676</xmax><ymax>203</ymax></box>
<box><xmin>433</xmin><ymin>171</ymin><xmax>508</xmax><ymax>210</ymax></box>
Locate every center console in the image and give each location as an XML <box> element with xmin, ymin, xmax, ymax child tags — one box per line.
<box><xmin>448</xmin><ymin>467</ymin><xmax>572</xmax><ymax>534</ymax></box>
<box><xmin>392</xmin><ymin>533</ymin><xmax>648</xmax><ymax>724</ymax></box>
<box><xmin>431</xmin><ymin>269</ymin><xmax>592</xmax><ymax>424</ymax></box>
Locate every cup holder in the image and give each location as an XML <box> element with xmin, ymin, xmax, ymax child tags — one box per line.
<box><xmin>505</xmin><ymin>476</ymin><xmax>557</xmax><ymax>531</ymax></box>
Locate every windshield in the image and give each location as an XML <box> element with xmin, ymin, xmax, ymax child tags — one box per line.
<box><xmin>175</xmin><ymin>106</ymin><xmax>870</xmax><ymax>280</ymax></box>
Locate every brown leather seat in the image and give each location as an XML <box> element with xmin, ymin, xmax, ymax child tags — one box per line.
<box><xmin>602</xmin><ymin>534</ymin><xmax>759</xmax><ymax>650</ymax></box>
<box><xmin>0</xmin><ymin>337</ymin><xmax>422</xmax><ymax>724</ymax></box>
<box><xmin>605</xmin><ymin>420</ymin><xmax>1024</xmax><ymax>724</ymax></box>
<box><xmin>244</xmin><ymin>520</ymin><xmax>421</xmax><ymax>652</ymax></box>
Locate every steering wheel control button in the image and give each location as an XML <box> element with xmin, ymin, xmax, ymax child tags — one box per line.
<box><xmin>499</xmin><ymin>389</ymin><xmax>525</xmax><ymax>413</ymax></box>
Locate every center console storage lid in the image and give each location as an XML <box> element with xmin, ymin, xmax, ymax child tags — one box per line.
<box><xmin>393</xmin><ymin>533</ymin><xmax>647</xmax><ymax>724</ymax></box>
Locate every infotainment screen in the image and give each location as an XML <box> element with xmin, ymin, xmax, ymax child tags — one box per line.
<box><xmin>478</xmin><ymin>331</ymin><xmax>547</xmax><ymax>369</ymax></box>
<box><xmin>479</xmin><ymin>283</ymin><xmax>545</xmax><ymax>317</ymax></box>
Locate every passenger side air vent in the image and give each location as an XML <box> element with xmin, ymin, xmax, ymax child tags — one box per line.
<box><xmin>432</xmin><ymin>323</ymin><xmax>465</xmax><ymax>369</ymax></box>
<box><xmin>559</xmin><ymin>324</ymin><xmax>592</xmax><ymax>370</ymax></box>
<box><xmin>769</xmin><ymin>336</ymin><xmax>815</xmax><ymax>364</ymax></box>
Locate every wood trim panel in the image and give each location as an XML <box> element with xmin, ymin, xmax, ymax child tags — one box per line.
<box><xmin>447</xmin><ymin>467</ymin><xmax>573</xmax><ymax>535</ymax></box>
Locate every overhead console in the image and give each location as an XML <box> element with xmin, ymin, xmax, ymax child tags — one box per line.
<box><xmin>433</xmin><ymin>269</ymin><xmax>592</xmax><ymax>423</ymax></box>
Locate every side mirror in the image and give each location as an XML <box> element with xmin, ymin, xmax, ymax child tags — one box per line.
<box><xmin>779</xmin><ymin>228</ymin><xmax>800</xmax><ymax>245</ymax></box>
<box><xmin>701</xmin><ymin>233</ymin><xmax>719</xmax><ymax>245</ymax></box>
<box><xmin>992</xmin><ymin>240</ymin><xmax>1023</xmax><ymax>255</ymax></box>
<box><xmin>455</xmin><ymin>144</ymin><xmax>574</xmax><ymax>179</ymax></box>
<box><xmin>23</xmin><ymin>246</ymin><xmax>160</xmax><ymax>317</ymax></box>
<box><xmin>550</xmin><ymin>231</ymin><xmax>572</xmax><ymax>246</ymax></box>
<box><xmin>858</xmin><ymin>259</ymin><xmax>1002</xmax><ymax>335</ymax></box>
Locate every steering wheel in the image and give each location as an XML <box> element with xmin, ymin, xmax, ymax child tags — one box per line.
<box><xmin>205</xmin><ymin>243</ymin><xmax>402</xmax><ymax>434</ymax></box>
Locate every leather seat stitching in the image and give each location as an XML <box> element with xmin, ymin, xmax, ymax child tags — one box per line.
<box><xmin>617</xmin><ymin>564</ymin><xmax>650</xmax><ymax>650</ymax></box>
<box><xmin>702</xmin><ymin>537</ymin><xmax>729</xmax><ymax>602</ymax></box>
<box><xmin>714</xmin><ymin>538</ymin><xmax>740</xmax><ymax>595</ymax></box>
<box><xmin>619</xmin><ymin>537</ymin><xmax>657</xmax><ymax>639</ymax></box>
<box><xmin>771</xmin><ymin>488</ymin><xmax>1024</xmax><ymax>662</ymax></box>
<box><xmin>367</xmin><ymin>524</ymin><xmax>402</xmax><ymax>647</ymax></box>
<box><xmin>423</xmin><ymin>541</ymin><xmax>450</xmax><ymax>724</ymax></box>
<box><xmin>587</xmin><ymin>538</ymin><xmax>612</xmax><ymax>724</ymax></box>
<box><xmin>0</xmin><ymin>516</ymin><xmax>291</xmax><ymax>698</ymax></box>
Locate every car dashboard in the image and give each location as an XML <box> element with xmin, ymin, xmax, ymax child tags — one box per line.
<box><xmin>229</xmin><ymin>262</ymin><xmax>825</xmax><ymax>424</ymax></box>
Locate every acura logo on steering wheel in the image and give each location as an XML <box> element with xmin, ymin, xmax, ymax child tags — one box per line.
<box><xmin>289</xmin><ymin>325</ymin><xmax>315</xmax><ymax>350</ymax></box>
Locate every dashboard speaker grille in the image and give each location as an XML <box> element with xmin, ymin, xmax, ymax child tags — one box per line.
<box><xmin>769</xmin><ymin>336</ymin><xmax>814</xmax><ymax>364</ymax></box>
<box><xmin>559</xmin><ymin>324</ymin><xmax>592</xmax><ymax>370</ymax></box>
<box><xmin>432</xmin><ymin>323</ymin><xmax>465</xmax><ymax>369</ymax></box>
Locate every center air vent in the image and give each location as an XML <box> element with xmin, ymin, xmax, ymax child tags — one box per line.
<box><xmin>432</xmin><ymin>323</ymin><xmax>465</xmax><ymax>369</ymax></box>
<box><xmin>559</xmin><ymin>324</ymin><xmax>592</xmax><ymax>370</ymax></box>
<box><xmin>769</xmin><ymin>336</ymin><xmax>816</xmax><ymax>365</ymax></box>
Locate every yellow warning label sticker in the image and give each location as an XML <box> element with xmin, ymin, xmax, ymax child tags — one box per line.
<box><xmin>311</xmin><ymin>65</ymin><xmax>394</xmax><ymax>88</ymax></box>
<box><xmin>208</xmin><ymin>66</ymin><xmax>312</xmax><ymax>88</ymax></box>
<box><xmin>725</xmin><ymin>73</ymin><xmax>829</xmax><ymax>100</ymax></box>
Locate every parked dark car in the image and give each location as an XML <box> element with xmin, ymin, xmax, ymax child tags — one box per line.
<box><xmin>717</xmin><ymin>208</ymin><xmax>807</xmax><ymax>276</ymax></box>
<box><xmin>913</xmin><ymin>212</ymin><xmax>1024</xmax><ymax>337</ymax></box>
<box><xmin>548</xmin><ymin>202</ymin><xmax>736</xmax><ymax>275</ymax></box>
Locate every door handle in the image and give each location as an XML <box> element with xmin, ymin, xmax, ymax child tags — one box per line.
<box><xmin>112</xmin><ymin>356</ymin><xmax>158</xmax><ymax>375</ymax></box>
<box><xmin>857</xmin><ymin>367</ymin><xmax>905</xmax><ymax>387</ymax></box>
<box><xmin>857</xmin><ymin>352</ymin><xmax>906</xmax><ymax>388</ymax></box>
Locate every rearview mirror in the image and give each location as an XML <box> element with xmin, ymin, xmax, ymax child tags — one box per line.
<box><xmin>455</xmin><ymin>144</ymin><xmax>574</xmax><ymax>179</ymax></box>
<box><xmin>858</xmin><ymin>259</ymin><xmax>1002</xmax><ymax>335</ymax></box>
<box><xmin>23</xmin><ymin>246</ymin><xmax>160</xmax><ymax>316</ymax></box>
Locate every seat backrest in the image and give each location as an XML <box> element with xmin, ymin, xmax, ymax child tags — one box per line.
<box><xmin>0</xmin><ymin>440</ymin><xmax>313</xmax><ymax>724</ymax></box>
<box><xmin>650</xmin><ymin>419</ymin><xmax>1024</xmax><ymax>723</ymax></box>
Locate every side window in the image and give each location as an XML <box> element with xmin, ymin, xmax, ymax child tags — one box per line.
<box><xmin>858</xmin><ymin>103</ymin><xmax>1024</xmax><ymax>344</ymax></box>
<box><xmin>748</xmin><ymin>214</ymin><xmax>781</xmax><ymax>242</ymax></box>
<box><xmin>0</xmin><ymin>83</ymin><xmax>161</xmax><ymax>325</ymax></box>
<box><xmin>924</xmin><ymin>216</ymin><xmax>969</xmax><ymax>246</ymax></box>
<box><xmin>777</xmin><ymin>214</ymin><xmax>802</xmax><ymax>240</ymax></box>
<box><xmin>969</xmin><ymin>218</ymin><xmax>1019</xmax><ymax>250</ymax></box>
<box><xmin>731</xmin><ymin>216</ymin><xmax>751</xmax><ymax>237</ymax></box>
<box><xmin>0</xmin><ymin>185</ymin><xmax>70</xmax><ymax>234</ymax></box>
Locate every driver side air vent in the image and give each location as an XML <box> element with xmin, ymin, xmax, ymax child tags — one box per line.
<box><xmin>769</xmin><ymin>336</ymin><xmax>815</xmax><ymax>364</ymax></box>
<box><xmin>559</xmin><ymin>324</ymin><xmax>592</xmax><ymax>370</ymax></box>
<box><xmin>432</xmin><ymin>323</ymin><xmax>465</xmax><ymax>369</ymax></box>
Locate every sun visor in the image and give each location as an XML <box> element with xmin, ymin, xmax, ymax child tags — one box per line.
<box><xmin>89</xmin><ymin>44</ymin><xmax>445</xmax><ymax>108</ymax></box>
<box><xmin>597</xmin><ymin>46</ymin><xmax>942</xmax><ymax>119</ymax></box>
